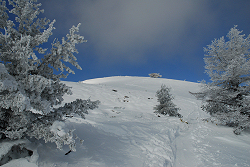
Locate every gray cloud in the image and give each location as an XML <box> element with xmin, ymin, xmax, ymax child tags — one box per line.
<box><xmin>43</xmin><ymin>0</ymin><xmax>250</xmax><ymax>66</ymax></box>
<box><xmin>73</xmin><ymin>0</ymin><xmax>215</xmax><ymax>63</ymax></box>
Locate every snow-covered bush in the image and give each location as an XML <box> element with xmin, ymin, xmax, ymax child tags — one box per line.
<box><xmin>149</xmin><ymin>73</ymin><xmax>162</xmax><ymax>78</ymax></box>
<box><xmin>154</xmin><ymin>84</ymin><xmax>182</xmax><ymax>118</ymax></box>
<box><xmin>0</xmin><ymin>0</ymin><xmax>100</xmax><ymax>151</ymax></box>
<box><xmin>191</xmin><ymin>26</ymin><xmax>250</xmax><ymax>134</ymax></box>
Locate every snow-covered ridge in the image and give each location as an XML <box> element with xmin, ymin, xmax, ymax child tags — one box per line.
<box><xmin>79</xmin><ymin>76</ymin><xmax>200</xmax><ymax>100</ymax></box>
<box><xmin>3</xmin><ymin>76</ymin><xmax>250</xmax><ymax>166</ymax></box>
<box><xmin>81</xmin><ymin>76</ymin><xmax>197</xmax><ymax>85</ymax></box>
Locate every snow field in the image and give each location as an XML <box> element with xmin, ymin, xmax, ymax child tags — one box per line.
<box><xmin>2</xmin><ymin>76</ymin><xmax>250</xmax><ymax>166</ymax></box>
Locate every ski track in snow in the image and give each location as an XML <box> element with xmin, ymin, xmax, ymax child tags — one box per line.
<box><xmin>2</xmin><ymin>76</ymin><xmax>250</xmax><ymax>167</ymax></box>
<box><xmin>176</xmin><ymin>97</ymin><xmax>250</xmax><ymax>167</ymax></box>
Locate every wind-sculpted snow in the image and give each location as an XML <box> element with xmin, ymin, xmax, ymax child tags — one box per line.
<box><xmin>2</xmin><ymin>76</ymin><xmax>250</xmax><ymax>166</ymax></box>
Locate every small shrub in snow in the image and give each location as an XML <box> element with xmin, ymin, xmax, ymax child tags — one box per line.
<box><xmin>154</xmin><ymin>85</ymin><xmax>182</xmax><ymax>118</ymax></box>
<box><xmin>149</xmin><ymin>73</ymin><xmax>162</xmax><ymax>78</ymax></box>
<box><xmin>0</xmin><ymin>0</ymin><xmax>100</xmax><ymax>152</ymax></box>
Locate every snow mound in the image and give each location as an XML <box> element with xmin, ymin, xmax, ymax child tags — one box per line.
<box><xmin>2</xmin><ymin>76</ymin><xmax>250</xmax><ymax>166</ymax></box>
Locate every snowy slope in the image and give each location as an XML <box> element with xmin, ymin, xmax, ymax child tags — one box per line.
<box><xmin>2</xmin><ymin>76</ymin><xmax>250</xmax><ymax>167</ymax></box>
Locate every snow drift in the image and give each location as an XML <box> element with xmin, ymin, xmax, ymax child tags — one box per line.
<box><xmin>1</xmin><ymin>76</ymin><xmax>250</xmax><ymax>167</ymax></box>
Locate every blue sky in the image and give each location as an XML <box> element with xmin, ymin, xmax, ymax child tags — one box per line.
<box><xmin>37</xmin><ymin>0</ymin><xmax>250</xmax><ymax>82</ymax></box>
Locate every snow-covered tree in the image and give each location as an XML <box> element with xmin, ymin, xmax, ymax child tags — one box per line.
<box><xmin>191</xmin><ymin>26</ymin><xmax>250</xmax><ymax>134</ymax></box>
<box><xmin>0</xmin><ymin>0</ymin><xmax>100</xmax><ymax>151</ymax></box>
<box><xmin>154</xmin><ymin>84</ymin><xmax>182</xmax><ymax>118</ymax></box>
<box><xmin>149</xmin><ymin>73</ymin><xmax>162</xmax><ymax>78</ymax></box>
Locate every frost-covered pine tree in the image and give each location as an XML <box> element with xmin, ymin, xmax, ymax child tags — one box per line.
<box><xmin>154</xmin><ymin>84</ymin><xmax>182</xmax><ymax>118</ymax></box>
<box><xmin>191</xmin><ymin>26</ymin><xmax>250</xmax><ymax>134</ymax></box>
<box><xmin>0</xmin><ymin>0</ymin><xmax>100</xmax><ymax>151</ymax></box>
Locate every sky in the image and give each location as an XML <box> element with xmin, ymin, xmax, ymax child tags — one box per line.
<box><xmin>33</xmin><ymin>1</ymin><xmax>250</xmax><ymax>82</ymax></box>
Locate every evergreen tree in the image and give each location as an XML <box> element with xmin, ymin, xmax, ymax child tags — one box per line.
<box><xmin>0</xmin><ymin>0</ymin><xmax>100</xmax><ymax>151</ymax></box>
<box><xmin>154</xmin><ymin>84</ymin><xmax>182</xmax><ymax>118</ymax></box>
<box><xmin>191</xmin><ymin>26</ymin><xmax>250</xmax><ymax>134</ymax></box>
